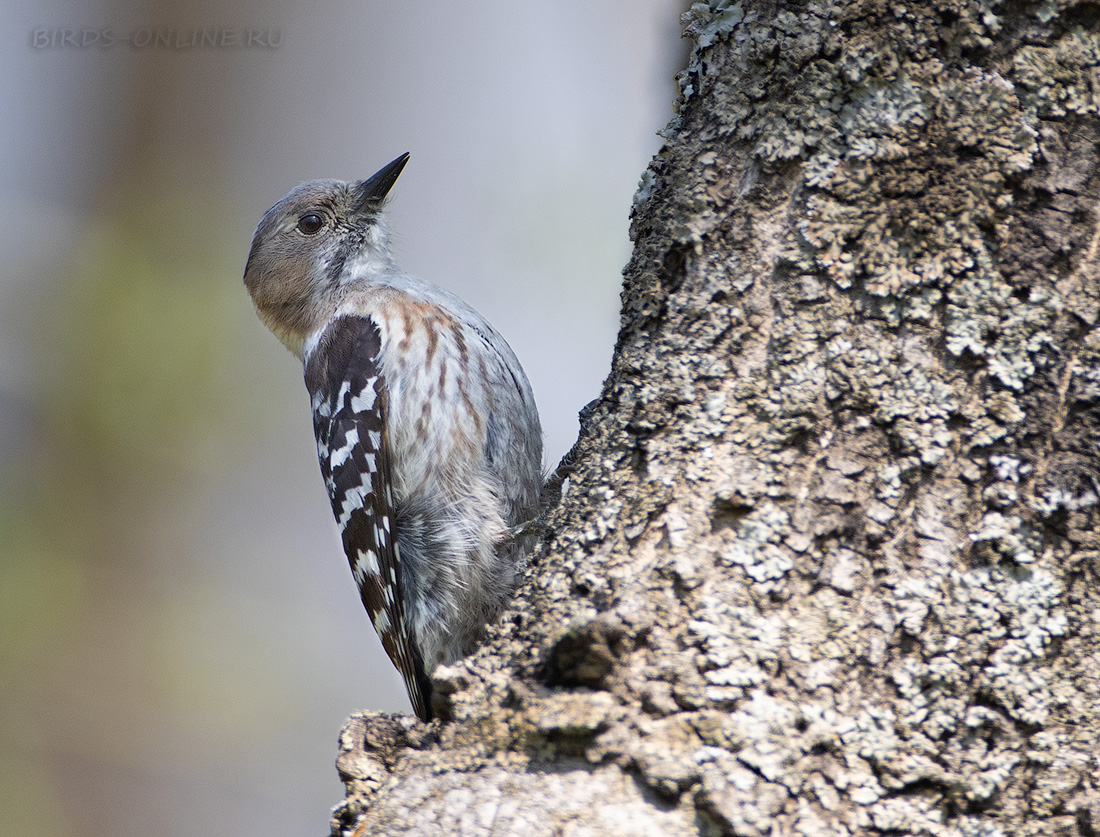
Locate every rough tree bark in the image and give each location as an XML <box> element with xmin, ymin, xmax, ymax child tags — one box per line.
<box><xmin>330</xmin><ymin>1</ymin><xmax>1100</xmax><ymax>834</ymax></box>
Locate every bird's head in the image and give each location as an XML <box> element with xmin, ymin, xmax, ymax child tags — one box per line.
<box><xmin>243</xmin><ymin>152</ymin><xmax>410</xmax><ymax>358</ymax></box>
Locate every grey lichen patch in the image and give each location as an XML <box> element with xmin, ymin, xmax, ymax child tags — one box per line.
<box><xmin>825</xmin><ymin>326</ymin><xmax>962</xmax><ymax>464</ymax></box>
<box><xmin>945</xmin><ymin>273</ymin><xmax>1060</xmax><ymax>390</ymax></box>
<box><xmin>1015</xmin><ymin>29</ymin><xmax>1100</xmax><ymax>117</ymax></box>
<box><xmin>686</xmin><ymin>596</ymin><xmax>783</xmax><ymax>704</ymax></box>
<box><xmin>717</xmin><ymin>501</ymin><xmax>796</xmax><ymax>588</ymax></box>
<box><xmin>755</xmin><ymin>308</ymin><xmax>828</xmax><ymax>436</ymax></box>
<box><xmin>969</xmin><ymin>511</ymin><xmax>1042</xmax><ymax>563</ymax></box>
<box><xmin>964</xmin><ymin>566</ymin><xmax>1069</xmax><ymax>723</ymax></box>
<box><xmin>868</xmin><ymin>556</ymin><xmax>1072</xmax><ymax>809</ymax></box>
<box><xmin>802</xmin><ymin>68</ymin><xmax>1038</xmax><ymax>303</ymax></box>
<box><xmin>680</xmin><ymin>0</ymin><xmax>745</xmax><ymax>52</ymax></box>
<box><xmin>694</xmin><ymin>749</ymin><xmax>791</xmax><ymax>837</ymax></box>
<box><xmin>679</xmin><ymin>3</ymin><xmax>843</xmax><ymax>160</ymax></box>
<box><xmin>631</xmin><ymin>168</ymin><xmax>657</xmax><ymax>215</ymax></box>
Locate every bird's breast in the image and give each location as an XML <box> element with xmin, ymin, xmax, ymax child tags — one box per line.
<box><xmin>373</xmin><ymin>296</ymin><xmax>492</xmax><ymax>497</ymax></box>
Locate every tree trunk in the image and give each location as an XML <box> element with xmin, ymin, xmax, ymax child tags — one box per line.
<box><xmin>331</xmin><ymin>1</ymin><xmax>1100</xmax><ymax>834</ymax></box>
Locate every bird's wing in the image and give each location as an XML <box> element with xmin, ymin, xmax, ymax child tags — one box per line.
<box><xmin>305</xmin><ymin>314</ymin><xmax>432</xmax><ymax>722</ymax></box>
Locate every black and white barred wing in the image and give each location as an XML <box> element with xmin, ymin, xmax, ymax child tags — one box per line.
<box><xmin>304</xmin><ymin>314</ymin><xmax>432</xmax><ymax>722</ymax></box>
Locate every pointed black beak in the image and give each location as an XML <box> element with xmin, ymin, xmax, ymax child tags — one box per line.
<box><xmin>355</xmin><ymin>152</ymin><xmax>410</xmax><ymax>212</ymax></box>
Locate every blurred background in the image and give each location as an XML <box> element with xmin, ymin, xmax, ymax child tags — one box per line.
<box><xmin>0</xmin><ymin>0</ymin><xmax>684</xmax><ymax>834</ymax></box>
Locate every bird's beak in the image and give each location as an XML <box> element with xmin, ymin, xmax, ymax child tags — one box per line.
<box><xmin>355</xmin><ymin>152</ymin><xmax>410</xmax><ymax>212</ymax></box>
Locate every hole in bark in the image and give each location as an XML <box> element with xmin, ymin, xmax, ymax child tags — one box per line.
<box><xmin>627</xmin><ymin>765</ymin><xmax>685</xmax><ymax>808</ymax></box>
<box><xmin>964</xmin><ymin>796</ymin><xmax>1001</xmax><ymax>815</ymax></box>
<box><xmin>539</xmin><ymin>620</ymin><xmax>625</xmax><ymax>688</ymax></box>
<box><xmin>662</xmin><ymin>244</ymin><xmax>688</xmax><ymax>293</ymax></box>
<box><xmin>500</xmin><ymin>688</ymin><xmax>522</xmax><ymax>711</ymax></box>
<box><xmin>1078</xmin><ymin>805</ymin><xmax>1097</xmax><ymax>837</ymax></box>
<box><xmin>887</xmin><ymin>776</ymin><xmax>959</xmax><ymax>814</ymax></box>
<box><xmin>836</xmin><ymin>509</ymin><xmax>865</xmax><ymax>541</ymax></box>
<box><xmin>947</xmin><ymin>414</ymin><xmax>970</xmax><ymax>432</ymax></box>
<box><xmin>1031</xmin><ymin>187</ymin><xmax>1054</xmax><ymax>209</ymax></box>
<box><xmin>786</xmin><ymin>427</ymin><xmax>816</xmax><ymax>454</ymax></box>
<box><xmin>629</xmin><ymin>437</ymin><xmax>648</xmax><ymax>476</ymax></box>
<box><xmin>711</xmin><ymin>496</ymin><xmax>753</xmax><ymax>530</ymax></box>
<box><xmin>540</xmin><ymin>729</ymin><xmax>601</xmax><ymax>759</ymax></box>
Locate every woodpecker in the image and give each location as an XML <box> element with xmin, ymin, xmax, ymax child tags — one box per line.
<box><xmin>243</xmin><ymin>153</ymin><xmax>543</xmax><ymax>721</ymax></box>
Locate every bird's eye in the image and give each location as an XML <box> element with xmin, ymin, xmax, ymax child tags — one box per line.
<box><xmin>297</xmin><ymin>213</ymin><xmax>324</xmax><ymax>235</ymax></box>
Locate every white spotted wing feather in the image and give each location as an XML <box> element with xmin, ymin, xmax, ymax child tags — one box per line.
<box><xmin>305</xmin><ymin>314</ymin><xmax>432</xmax><ymax>721</ymax></box>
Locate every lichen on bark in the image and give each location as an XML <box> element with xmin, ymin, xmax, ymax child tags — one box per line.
<box><xmin>332</xmin><ymin>1</ymin><xmax>1100</xmax><ymax>834</ymax></box>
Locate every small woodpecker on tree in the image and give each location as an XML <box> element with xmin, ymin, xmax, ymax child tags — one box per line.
<box><xmin>243</xmin><ymin>153</ymin><xmax>543</xmax><ymax>721</ymax></box>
